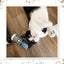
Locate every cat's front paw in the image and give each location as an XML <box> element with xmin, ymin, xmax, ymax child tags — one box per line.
<box><xmin>47</xmin><ymin>27</ymin><xmax>55</xmax><ymax>37</ymax></box>
<box><xmin>48</xmin><ymin>30</ymin><xmax>55</xmax><ymax>37</ymax></box>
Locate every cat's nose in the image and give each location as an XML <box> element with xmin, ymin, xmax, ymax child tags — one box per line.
<box><xmin>42</xmin><ymin>28</ymin><xmax>47</xmax><ymax>33</ymax></box>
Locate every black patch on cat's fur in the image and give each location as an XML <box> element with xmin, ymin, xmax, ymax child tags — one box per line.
<box><xmin>25</xmin><ymin>30</ymin><xmax>31</xmax><ymax>38</ymax></box>
<box><xmin>42</xmin><ymin>28</ymin><xmax>47</xmax><ymax>33</ymax></box>
<box><xmin>25</xmin><ymin>37</ymin><xmax>37</xmax><ymax>48</ymax></box>
<box><xmin>23</xmin><ymin>30</ymin><xmax>37</xmax><ymax>47</ymax></box>
<box><xmin>24</xmin><ymin>7</ymin><xmax>40</xmax><ymax>22</ymax></box>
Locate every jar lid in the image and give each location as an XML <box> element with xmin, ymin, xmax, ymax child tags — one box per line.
<box><xmin>11</xmin><ymin>34</ymin><xmax>17</xmax><ymax>40</ymax></box>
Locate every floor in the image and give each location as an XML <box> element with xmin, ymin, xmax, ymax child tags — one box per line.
<box><xmin>7</xmin><ymin>7</ymin><xmax>57</xmax><ymax>57</ymax></box>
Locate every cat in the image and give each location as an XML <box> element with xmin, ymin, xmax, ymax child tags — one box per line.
<box><xmin>24</xmin><ymin>6</ymin><xmax>55</xmax><ymax>45</ymax></box>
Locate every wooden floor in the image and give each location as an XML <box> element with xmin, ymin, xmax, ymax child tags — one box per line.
<box><xmin>7</xmin><ymin>7</ymin><xmax>57</xmax><ymax>57</ymax></box>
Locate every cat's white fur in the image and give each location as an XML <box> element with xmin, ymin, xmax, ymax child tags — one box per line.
<box><xmin>29</xmin><ymin>7</ymin><xmax>55</xmax><ymax>42</ymax></box>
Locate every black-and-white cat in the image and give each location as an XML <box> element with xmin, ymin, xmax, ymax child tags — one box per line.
<box><xmin>24</xmin><ymin>7</ymin><xmax>55</xmax><ymax>45</ymax></box>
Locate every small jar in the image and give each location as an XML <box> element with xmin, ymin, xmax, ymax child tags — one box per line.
<box><xmin>11</xmin><ymin>34</ymin><xmax>28</xmax><ymax>49</ymax></box>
